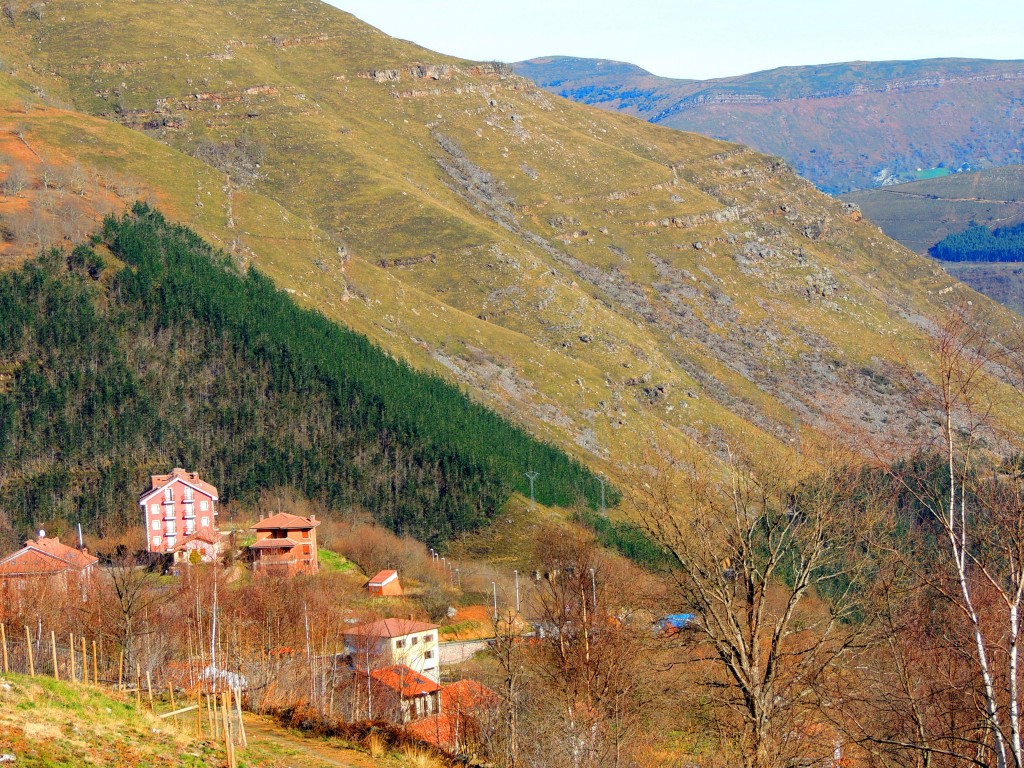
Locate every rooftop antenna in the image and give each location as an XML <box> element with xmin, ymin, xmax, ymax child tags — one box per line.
<box><xmin>77</xmin><ymin>523</ymin><xmax>84</xmax><ymax>549</ymax></box>
<box><xmin>524</xmin><ymin>471</ymin><xmax>539</xmax><ymax>511</ymax></box>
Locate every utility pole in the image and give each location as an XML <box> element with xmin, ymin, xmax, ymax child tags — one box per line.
<box><xmin>514</xmin><ymin>570</ymin><xmax>520</xmax><ymax>613</ymax></box>
<box><xmin>525</xmin><ymin>471</ymin><xmax>539</xmax><ymax>510</ymax></box>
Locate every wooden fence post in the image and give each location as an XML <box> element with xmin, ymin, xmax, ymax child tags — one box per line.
<box><xmin>135</xmin><ymin>663</ymin><xmax>142</xmax><ymax>709</ymax></box>
<box><xmin>168</xmin><ymin>683</ymin><xmax>177</xmax><ymax>725</ymax></box>
<box><xmin>81</xmin><ymin>636</ymin><xmax>87</xmax><ymax>683</ymax></box>
<box><xmin>117</xmin><ymin>648</ymin><xmax>124</xmax><ymax>690</ymax></box>
<box><xmin>1</xmin><ymin>623</ymin><xmax>8</xmax><ymax>674</ymax></box>
<box><xmin>234</xmin><ymin>687</ymin><xmax>247</xmax><ymax>747</ymax></box>
<box><xmin>24</xmin><ymin>626</ymin><xmax>33</xmax><ymax>677</ymax></box>
<box><xmin>50</xmin><ymin>631</ymin><xmax>59</xmax><ymax>681</ymax></box>
<box><xmin>92</xmin><ymin>640</ymin><xmax>98</xmax><ymax>685</ymax></box>
<box><xmin>69</xmin><ymin>633</ymin><xmax>76</xmax><ymax>682</ymax></box>
<box><xmin>222</xmin><ymin>690</ymin><xmax>235</xmax><ymax>768</ymax></box>
<box><xmin>195</xmin><ymin>690</ymin><xmax>203</xmax><ymax>738</ymax></box>
<box><xmin>146</xmin><ymin>670</ymin><xmax>154</xmax><ymax>711</ymax></box>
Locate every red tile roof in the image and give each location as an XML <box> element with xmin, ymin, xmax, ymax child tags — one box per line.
<box><xmin>140</xmin><ymin>468</ymin><xmax>219</xmax><ymax>503</ymax></box>
<box><xmin>443</xmin><ymin>679</ymin><xmax>498</xmax><ymax>712</ymax></box>
<box><xmin>0</xmin><ymin>537</ymin><xmax>98</xmax><ymax>577</ymax></box>
<box><xmin>251</xmin><ymin>512</ymin><xmax>320</xmax><ymax>531</ymax></box>
<box><xmin>344</xmin><ymin>618</ymin><xmax>439</xmax><ymax>639</ymax></box>
<box><xmin>368</xmin><ymin>665</ymin><xmax>441</xmax><ymax>697</ymax></box>
<box><xmin>168</xmin><ymin>526</ymin><xmax>222</xmax><ymax>551</ymax></box>
<box><xmin>249</xmin><ymin>537</ymin><xmax>300</xmax><ymax>549</ymax></box>
<box><xmin>405</xmin><ymin>713</ymin><xmax>456</xmax><ymax>746</ymax></box>
<box><xmin>368</xmin><ymin>569</ymin><xmax>399</xmax><ymax>586</ymax></box>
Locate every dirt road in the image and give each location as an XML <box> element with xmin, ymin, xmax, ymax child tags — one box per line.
<box><xmin>242</xmin><ymin>713</ymin><xmax>384</xmax><ymax>768</ymax></box>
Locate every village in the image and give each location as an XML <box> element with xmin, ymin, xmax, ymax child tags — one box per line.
<box><xmin>0</xmin><ymin>467</ymin><xmax>662</xmax><ymax>761</ymax></box>
<box><xmin>0</xmin><ymin>468</ymin><xmax>544</xmax><ymax>757</ymax></box>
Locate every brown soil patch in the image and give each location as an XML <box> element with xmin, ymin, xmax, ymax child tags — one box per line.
<box><xmin>243</xmin><ymin>713</ymin><xmax>385</xmax><ymax>767</ymax></box>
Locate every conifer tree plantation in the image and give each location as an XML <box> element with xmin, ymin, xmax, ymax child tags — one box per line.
<box><xmin>0</xmin><ymin>204</ymin><xmax>610</xmax><ymax>544</ymax></box>
<box><xmin>929</xmin><ymin>222</ymin><xmax>1024</xmax><ymax>263</ymax></box>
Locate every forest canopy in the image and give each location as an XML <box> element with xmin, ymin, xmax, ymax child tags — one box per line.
<box><xmin>929</xmin><ymin>221</ymin><xmax>1024</xmax><ymax>262</ymax></box>
<box><xmin>0</xmin><ymin>204</ymin><xmax>613</xmax><ymax>543</ymax></box>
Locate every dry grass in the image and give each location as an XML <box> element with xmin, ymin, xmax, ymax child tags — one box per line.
<box><xmin>0</xmin><ymin>674</ymin><xmax>217</xmax><ymax>767</ymax></box>
<box><xmin>365</xmin><ymin>732</ymin><xmax>386</xmax><ymax>758</ymax></box>
<box><xmin>398</xmin><ymin>745</ymin><xmax>442</xmax><ymax>768</ymax></box>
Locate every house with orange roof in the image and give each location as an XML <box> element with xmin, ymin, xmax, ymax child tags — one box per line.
<box><xmin>0</xmin><ymin>533</ymin><xmax>99</xmax><ymax>610</ymax></box>
<box><xmin>344</xmin><ymin>617</ymin><xmax>440</xmax><ymax>683</ymax></box>
<box><xmin>366</xmin><ymin>569</ymin><xmax>403</xmax><ymax>596</ymax></box>
<box><xmin>406</xmin><ymin>679</ymin><xmax>499</xmax><ymax>752</ymax></box>
<box><xmin>168</xmin><ymin>526</ymin><xmax>224</xmax><ymax>565</ymax></box>
<box><xmin>139</xmin><ymin>468</ymin><xmax>221</xmax><ymax>561</ymax></box>
<box><xmin>358</xmin><ymin>664</ymin><xmax>442</xmax><ymax>723</ymax></box>
<box><xmin>248</xmin><ymin>512</ymin><xmax>320</xmax><ymax>576</ymax></box>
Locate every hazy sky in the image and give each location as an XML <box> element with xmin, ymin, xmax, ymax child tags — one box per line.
<box><xmin>326</xmin><ymin>0</ymin><xmax>1024</xmax><ymax>80</ymax></box>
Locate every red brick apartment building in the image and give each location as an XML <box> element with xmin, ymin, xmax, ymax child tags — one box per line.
<box><xmin>139</xmin><ymin>468</ymin><xmax>222</xmax><ymax>561</ymax></box>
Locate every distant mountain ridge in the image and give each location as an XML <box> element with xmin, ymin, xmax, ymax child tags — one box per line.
<box><xmin>514</xmin><ymin>56</ymin><xmax>1024</xmax><ymax>193</ymax></box>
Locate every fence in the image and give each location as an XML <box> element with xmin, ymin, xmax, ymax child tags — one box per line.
<box><xmin>0</xmin><ymin>622</ymin><xmax>248</xmax><ymax>768</ymax></box>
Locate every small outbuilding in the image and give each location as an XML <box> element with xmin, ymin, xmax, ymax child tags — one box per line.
<box><xmin>366</xmin><ymin>569</ymin><xmax>403</xmax><ymax>596</ymax></box>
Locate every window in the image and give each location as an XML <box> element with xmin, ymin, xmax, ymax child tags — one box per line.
<box><xmin>152</xmin><ymin>536</ymin><xmax>161</xmax><ymax>546</ymax></box>
<box><xmin>424</xmin><ymin>650</ymin><xmax>433</xmax><ymax>660</ymax></box>
<box><xmin>150</xmin><ymin>505</ymin><xmax>159</xmax><ymax>516</ymax></box>
<box><xmin>151</xmin><ymin>520</ymin><xmax>161</xmax><ymax>531</ymax></box>
<box><xmin>302</xmin><ymin>545</ymin><xmax>310</xmax><ymax>556</ymax></box>
<box><xmin>424</xmin><ymin>634</ymin><xmax>434</xmax><ymax>643</ymax></box>
<box><xmin>200</xmin><ymin>501</ymin><xmax>209</xmax><ymax>512</ymax></box>
<box><xmin>164</xmin><ymin>487</ymin><xmax>173</xmax><ymax>502</ymax></box>
<box><xmin>411</xmin><ymin>636</ymin><xmax>419</xmax><ymax>645</ymax></box>
<box><xmin>395</xmin><ymin>639</ymin><xmax>405</xmax><ymax>649</ymax></box>
<box><xmin>201</xmin><ymin>517</ymin><xmax>209</xmax><ymax>527</ymax></box>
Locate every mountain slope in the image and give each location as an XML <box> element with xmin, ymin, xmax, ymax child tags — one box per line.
<box><xmin>514</xmin><ymin>56</ymin><xmax>1024</xmax><ymax>193</ymax></box>
<box><xmin>843</xmin><ymin>165</ymin><xmax>1024</xmax><ymax>255</ymax></box>
<box><xmin>0</xmin><ymin>206</ymin><xmax>608</xmax><ymax>540</ymax></box>
<box><xmin>1</xmin><ymin>0</ymin><xmax>1022</xmax><ymax>496</ymax></box>
<box><xmin>842</xmin><ymin>166</ymin><xmax>1024</xmax><ymax>315</ymax></box>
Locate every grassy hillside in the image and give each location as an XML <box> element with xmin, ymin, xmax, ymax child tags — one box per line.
<box><xmin>0</xmin><ymin>0</ymin><xmax>1022</xmax><ymax>507</ymax></box>
<box><xmin>843</xmin><ymin>166</ymin><xmax>1024</xmax><ymax>254</ymax></box>
<box><xmin>942</xmin><ymin>262</ymin><xmax>1024</xmax><ymax>316</ymax></box>
<box><xmin>842</xmin><ymin>167</ymin><xmax>1024</xmax><ymax>316</ymax></box>
<box><xmin>0</xmin><ymin>674</ymin><xmax>217</xmax><ymax>767</ymax></box>
<box><xmin>515</xmin><ymin>56</ymin><xmax>1024</xmax><ymax>193</ymax></box>
<box><xmin>0</xmin><ymin>205</ymin><xmax>606</xmax><ymax>541</ymax></box>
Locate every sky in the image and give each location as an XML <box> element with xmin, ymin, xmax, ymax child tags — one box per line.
<box><xmin>326</xmin><ymin>0</ymin><xmax>1024</xmax><ymax>80</ymax></box>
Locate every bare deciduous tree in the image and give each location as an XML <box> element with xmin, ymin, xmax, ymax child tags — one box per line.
<box><xmin>866</xmin><ymin>306</ymin><xmax>1024</xmax><ymax>768</ymax></box>
<box><xmin>632</xmin><ymin>445</ymin><xmax>882</xmax><ymax>768</ymax></box>
<box><xmin>1</xmin><ymin>161</ymin><xmax>28</xmax><ymax>197</ymax></box>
